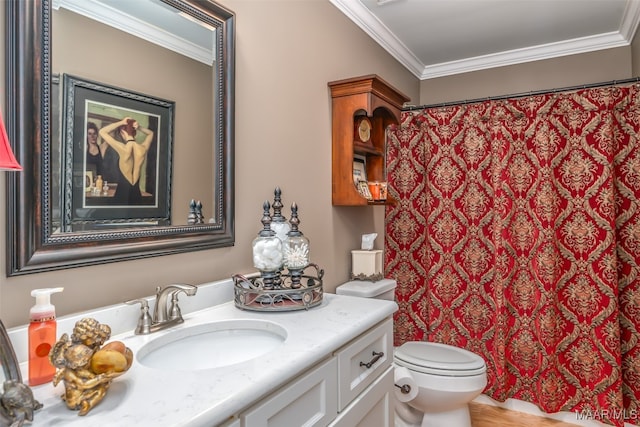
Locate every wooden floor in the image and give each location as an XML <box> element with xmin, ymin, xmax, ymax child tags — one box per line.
<box><xmin>470</xmin><ymin>402</ymin><xmax>581</xmax><ymax>427</ymax></box>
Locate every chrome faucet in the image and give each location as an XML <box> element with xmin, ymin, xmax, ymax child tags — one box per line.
<box><xmin>153</xmin><ymin>283</ymin><xmax>198</xmax><ymax>323</ymax></box>
<box><xmin>125</xmin><ymin>283</ymin><xmax>197</xmax><ymax>335</ymax></box>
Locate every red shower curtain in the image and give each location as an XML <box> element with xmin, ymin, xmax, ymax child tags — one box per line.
<box><xmin>385</xmin><ymin>84</ymin><xmax>640</xmax><ymax>426</ymax></box>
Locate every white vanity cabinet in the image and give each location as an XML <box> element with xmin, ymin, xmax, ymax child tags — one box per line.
<box><xmin>238</xmin><ymin>317</ymin><xmax>394</xmax><ymax>427</ymax></box>
<box><xmin>329</xmin><ymin>367</ymin><xmax>394</xmax><ymax>427</ymax></box>
<box><xmin>330</xmin><ymin>319</ymin><xmax>394</xmax><ymax>427</ymax></box>
<box><xmin>16</xmin><ymin>287</ymin><xmax>398</xmax><ymax>427</ymax></box>
<box><xmin>240</xmin><ymin>357</ymin><xmax>338</xmax><ymax>426</ymax></box>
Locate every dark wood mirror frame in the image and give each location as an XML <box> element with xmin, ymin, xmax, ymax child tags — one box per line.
<box><xmin>5</xmin><ymin>0</ymin><xmax>235</xmax><ymax>276</ymax></box>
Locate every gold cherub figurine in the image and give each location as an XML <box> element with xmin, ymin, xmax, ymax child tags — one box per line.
<box><xmin>49</xmin><ymin>318</ymin><xmax>133</xmax><ymax>416</ymax></box>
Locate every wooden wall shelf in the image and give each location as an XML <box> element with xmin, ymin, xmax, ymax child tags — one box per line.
<box><xmin>328</xmin><ymin>75</ymin><xmax>410</xmax><ymax>206</ymax></box>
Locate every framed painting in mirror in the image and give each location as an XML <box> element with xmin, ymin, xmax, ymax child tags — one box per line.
<box><xmin>61</xmin><ymin>74</ymin><xmax>174</xmax><ymax>232</ymax></box>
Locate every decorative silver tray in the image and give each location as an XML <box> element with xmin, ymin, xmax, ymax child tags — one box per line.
<box><xmin>233</xmin><ymin>264</ymin><xmax>324</xmax><ymax>312</ymax></box>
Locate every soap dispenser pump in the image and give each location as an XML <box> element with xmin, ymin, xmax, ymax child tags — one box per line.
<box><xmin>28</xmin><ymin>287</ymin><xmax>64</xmax><ymax>386</ymax></box>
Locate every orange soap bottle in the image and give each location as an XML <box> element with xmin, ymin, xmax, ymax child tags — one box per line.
<box><xmin>28</xmin><ymin>287</ymin><xmax>64</xmax><ymax>386</ymax></box>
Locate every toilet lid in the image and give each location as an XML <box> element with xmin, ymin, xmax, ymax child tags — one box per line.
<box><xmin>395</xmin><ymin>342</ymin><xmax>486</xmax><ymax>376</ymax></box>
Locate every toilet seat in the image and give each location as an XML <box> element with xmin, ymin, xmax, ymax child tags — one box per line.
<box><xmin>395</xmin><ymin>342</ymin><xmax>486</xmax><ymax>377</ymax></box>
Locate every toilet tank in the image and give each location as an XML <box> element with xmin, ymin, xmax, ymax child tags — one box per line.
<box><xmin>335</xmin><ymin>279</ymin><xmax>397</xmax><ymax>301</ymax></box>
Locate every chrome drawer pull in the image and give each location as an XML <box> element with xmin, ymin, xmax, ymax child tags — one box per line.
<box><xmin>360</xmin><ymin>351</ymin><xmax>384</xmax><ymax>369</ymax></box>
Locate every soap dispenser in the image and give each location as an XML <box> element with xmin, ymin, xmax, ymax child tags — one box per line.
<box><xmin>28</xmin><ymin>287</ymin><xmax>64</xmax><ymax>385</ymax></box>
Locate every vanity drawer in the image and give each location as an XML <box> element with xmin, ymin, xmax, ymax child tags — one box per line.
<box><xmin>335</xmin><ymin>318</ymin><xmax>393</xmax><ymax>411</ymax></box>
<box><xmin>329</xmin><ymin>366</ymin><xmax>394</xmax><ymax>427</ymax></box>
<box><xmin>241</xmin><ymin>357</ymin><xmax>338</xmax><ymax>427</ymax></box>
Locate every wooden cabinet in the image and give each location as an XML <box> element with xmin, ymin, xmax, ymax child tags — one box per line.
<box><xmin>329</xmin><ymin>75</ymin><xmax>410</xmax><ymax>206</ymax></box>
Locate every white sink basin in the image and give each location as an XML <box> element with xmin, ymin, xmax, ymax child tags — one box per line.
<box><xmin>136</xmin><ymin>319</ymin><xmax>287</xmax><ymax>371</ymax></box>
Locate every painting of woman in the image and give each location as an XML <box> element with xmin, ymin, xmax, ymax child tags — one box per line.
<box><xmin>98</xmin><ymin>117</ymin><xmax>155</xmax><ymax>205</ymax></box>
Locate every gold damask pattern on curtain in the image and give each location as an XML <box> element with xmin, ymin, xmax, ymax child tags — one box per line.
<box><xmin>385</xmin><ymin>84</ymin><xmax>640</xmax><ymax>426</ymax></box>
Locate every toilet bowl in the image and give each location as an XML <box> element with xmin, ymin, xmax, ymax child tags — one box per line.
<box><xmin>394</xmin><ymin>341</ymin><xmax>487</xmax><ymax>427</ymax></box>
<box><xmin>336</xmin><ymin>279</ymin><xmax>487</xmax><ymax>427</ymax></box>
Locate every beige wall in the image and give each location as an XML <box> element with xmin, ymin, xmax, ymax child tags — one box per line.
<box><xmin>0</xmin><ymin>0</ymin><xmax>418</xmax><ymax>328</ymax></box>
<box><xmin>632</xmin><ymin>25</ymin><xmax>640</xmax><ymax>76</ymax></box>
<box><xmin>2</xmin><ymin>0</ymin><xmax>638</xmax><ymax>329</ymax></box>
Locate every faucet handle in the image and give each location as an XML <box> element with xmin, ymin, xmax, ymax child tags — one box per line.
<box><xmin>125</xmin><ymin>298</ymin><xmax>152</xmax><ymax>335</ymax></box>
<box><xmin>168</xmin><ymin>293</ymin><xmax>182</xmax><ymax>321</ymax></box>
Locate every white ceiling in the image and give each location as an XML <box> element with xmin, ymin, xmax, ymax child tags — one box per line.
<box><xmin>330</xmin><ymin>0</ymin><xmax>640</xmax><ymax>80</ymax></box>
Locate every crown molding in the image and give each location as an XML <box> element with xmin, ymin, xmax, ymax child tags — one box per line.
<box><xmin>421</xmin><ymin>32</ymin><xmax>628</xmax><ymax>80</ymax></box>
<box><xmin>329</xmin><ymin>0</ymin><xmax>424</xmax><ymax>77</ymax></box>
<box><xmin>53</xmin><ymin>0</ymin><xmax>213</xmax><ymax>65</ymax></box>
<box><xmin>330</xmin><ymin>0</ymin><xmax>640</xmax><ymax>80</ymax></box>
<box><xmin>620</xmin><ymin>0</ymin><xmax>640</xmax><ymax>41</ymax></box>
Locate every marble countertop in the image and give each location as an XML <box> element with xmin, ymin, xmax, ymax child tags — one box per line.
<box><xmin>20</xmin><ymin>287</ymin><xmax>397</xmax><ymax>427</ymax></box>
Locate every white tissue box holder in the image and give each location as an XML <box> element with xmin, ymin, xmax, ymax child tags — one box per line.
<box><xmin>351</xmin><ymin>249</ymin><xmax>383</xmax><ymax>281</ymax></box>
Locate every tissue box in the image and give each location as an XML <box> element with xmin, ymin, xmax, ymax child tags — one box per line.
<box><xmin>351</xmin><ymin>249</ymin><xmax>383</xmax><ymax>277</ymax></box>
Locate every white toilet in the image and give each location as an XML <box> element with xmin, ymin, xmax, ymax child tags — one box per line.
<box><xmin>336</xmin><ymin>279</ymin><xmax>487</xmax><ymax>427</ymax></box>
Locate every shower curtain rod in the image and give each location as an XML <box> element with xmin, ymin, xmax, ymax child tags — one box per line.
<box><xmin>403</xmin><ymin>76</ymin><xmax>640</xmax><ymax>111</ymax></box>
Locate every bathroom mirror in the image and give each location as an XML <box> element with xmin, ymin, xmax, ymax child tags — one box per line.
<box><xmin>0</xmin><ymin>320</ymin><xmax>20</xmax><ymax>385</ymax></box>
<box><xmin>5</xmin><ymin>0</ymin><xmax>235</xmax><ymax>275</ymax></box>
<box><xmin>0</xmin><ymin>319</ymin><xmax>22</xmax><ymax>426</ymax></box>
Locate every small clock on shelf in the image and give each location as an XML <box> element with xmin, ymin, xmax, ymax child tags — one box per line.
<box><xmin>354</xmin><ymin>116</ymin><xmax>372</xmax><ymax>144</ymax></box>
